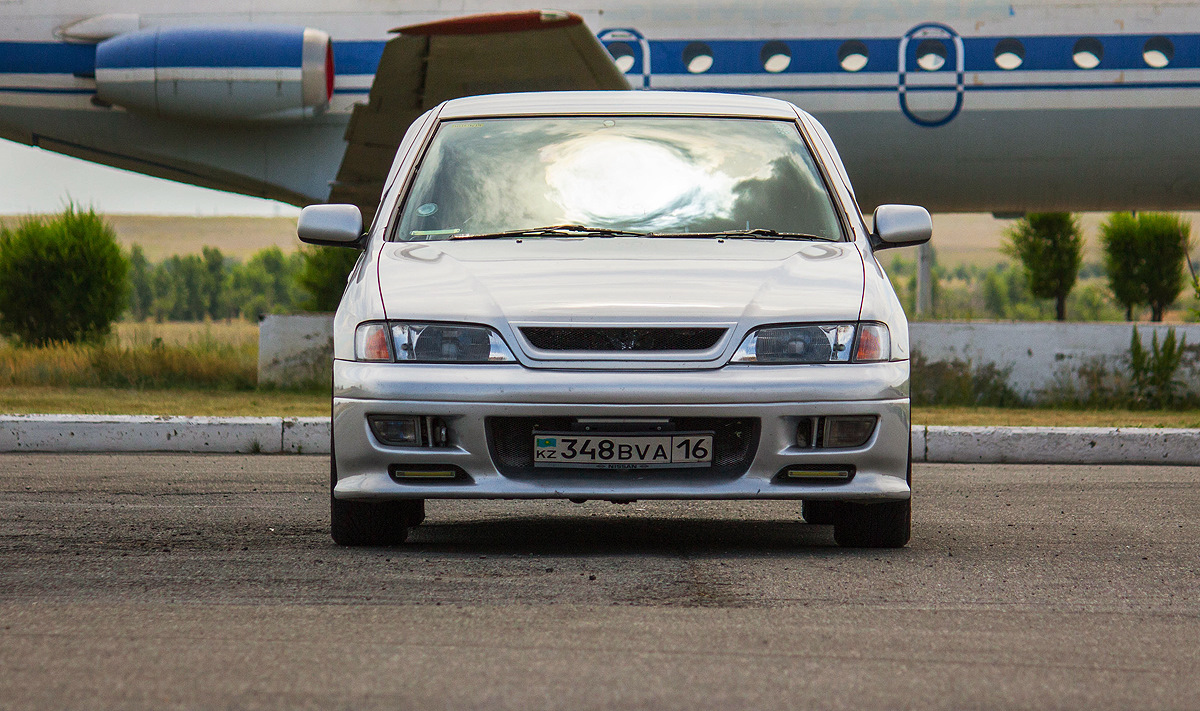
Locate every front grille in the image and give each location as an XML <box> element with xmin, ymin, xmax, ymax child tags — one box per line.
<box><xmin>487</xmin><ymin>416</ymin><xmax>760</xmax><ymax>480</ymax></box>
<box><xmin>521</xmin><ymin>327</ymin><xmax>726</xmax><ymax>352</ymax></box>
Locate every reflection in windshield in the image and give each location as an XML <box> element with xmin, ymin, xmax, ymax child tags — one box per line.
<box><xmin>542</xmin><ymin>134</ymin><xmax>738</xmax><ymax>231</ymax></box>
<box><xmin>394</xmin><ymin>117</ymin><xmax>843</xmax><ymax>242</ymax></box>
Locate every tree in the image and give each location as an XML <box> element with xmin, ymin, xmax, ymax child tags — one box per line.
<box><xmin>1003</xmin><ymin>212</ymin><xmax>1083</xmax><ymax>321</ymax></box>
<box><xmin>1100</xmin><ymin>212</ymin><xmax>1191</xmax><ymax>322</ymax></box>
<box><xmin>296</xmin><ymin>246</ymin><xmax>360</xmax><ymax>312</ymax></box>
<box><xmin>127</xmin><ymin>244</ymin><xmax>153</xmax><ymax>320</ymax></box>
<box><xmin>166</xmin><ymin>254</ymin><xmax>206</xmax><ymax>321</ymax></box>
<box><xmin>0</xmin><ymin>206</ymin><xmax>129</xmax><ymax>345</ymax></box>
<box><xmin>201</xmin><ymin>246</ymin><xmax>230</xmax><ymax>319</ymax></box>
<box><xmin>228</xmin><ymin>246</ymin><xmax>303</xmax><ymax>319</ymax></box>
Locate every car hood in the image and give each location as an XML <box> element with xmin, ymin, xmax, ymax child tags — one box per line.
<box><xmin>376</xmin><ymin>238</ymin><xmax>865</xmax><ymax>325</ymax></box>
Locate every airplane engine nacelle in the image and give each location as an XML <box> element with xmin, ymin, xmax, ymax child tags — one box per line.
<box><xmin>94</xmin><ymin>25</ymin><xmax>333</xmax><ymax>122</ymax></box>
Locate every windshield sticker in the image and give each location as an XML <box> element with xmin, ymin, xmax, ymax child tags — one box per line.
<box><xmin>410</xmin><ymin>228</ymin><xmax>461</xmax><ymax>236</ymax></box>
<box><xmin>416</xmin><ymin>203</ymin><xmax>438</xmax><ymax>216</ymax></box>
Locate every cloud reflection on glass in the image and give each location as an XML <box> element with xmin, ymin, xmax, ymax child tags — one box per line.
<box><xmin>542</xmin><ymin>135</ymin><xmax>737</xmax><ymax>231</ymax></box>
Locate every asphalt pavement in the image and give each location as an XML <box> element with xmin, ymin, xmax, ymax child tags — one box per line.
<box><xmin>1</xmin><ymin>454</ymin><xmax>1197</xmax><ymax>710</ymax></box>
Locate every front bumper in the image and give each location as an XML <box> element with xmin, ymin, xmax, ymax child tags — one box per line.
<box><xmin>332</xmin><ymin>360</ymin><xmax>911</xmax><ymax>502</ymax></box>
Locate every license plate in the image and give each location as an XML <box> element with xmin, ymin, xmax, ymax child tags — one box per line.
<box><xmin>532</xmin><ymin>432</ymin><xmax>714</xmax><ymax>469</ymax></box>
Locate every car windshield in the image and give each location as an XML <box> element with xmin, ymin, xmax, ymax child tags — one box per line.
<box><xmin>392</xmin><ymin>116</ymin><xmax>844</xmax><ymax>242</ymax></box>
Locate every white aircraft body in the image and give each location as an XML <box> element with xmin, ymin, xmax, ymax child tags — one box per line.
<box><xmin>2</xmin><ymin>1</ymin><xmax>1199</xmax><ymax>218</ymax></box>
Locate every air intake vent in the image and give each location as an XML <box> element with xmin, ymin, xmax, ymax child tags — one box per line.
<box><xmin>521</xmin><ymin>327</ymin><xmax>726</xmax><ymax>352</ymax></box>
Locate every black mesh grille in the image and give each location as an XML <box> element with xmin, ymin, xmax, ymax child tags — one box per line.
<box><xmin>486</xmin><ymin>416</ymin><xmax>760</xmax><ymax>481</ymax></box>
<box><xmin>521</xmin><ymin>327</ymin><xmax>726</xmax><ymax>352</ymax></box>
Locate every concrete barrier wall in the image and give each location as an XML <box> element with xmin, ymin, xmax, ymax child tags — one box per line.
<box><xmin>258</xmin><ymin>314</ymin><xmax>334</xmax><ymax>386</ymax></box>
<box><xmin>910</xmin><ymin>322</ymin><xmax>1200</xmax><ymax>398</ymax></box>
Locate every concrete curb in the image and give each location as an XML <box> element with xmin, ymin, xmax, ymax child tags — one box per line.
<box><xmin>0</xmin><ymin>415</ymin><xmax>329</xmax><ymax>455</ymax></box>
<box><xmin>1</xmin><ymin>417</ymin><xmax>1197</xmax><ymax>465</ymax></box>
<box><xmin>920</xmin><ymin>425</ymin><xmax>1200</xmax><ymax>466</ymax></box>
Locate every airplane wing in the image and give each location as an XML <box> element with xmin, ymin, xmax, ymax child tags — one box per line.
<box><xmin>328</xmin><ymin>10</ymin><xmax>629</xmax><ymax>220</ymax></box>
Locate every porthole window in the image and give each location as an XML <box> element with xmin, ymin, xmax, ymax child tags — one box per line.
<box><xmin>607</xmin><ymin>42</ymin><xmax>636</xmax><ymax>73</ymax></box>
<box><xmin>1143</xmin><ymin>36</ymin><xmax>1173</xmax><ymax>68</ymax></box>
<box><xmin>1072</xmin><ymin>37</ymin><xmax>1103</xmax><ymax>69</ymax></box>
<box><xmin>760</xmin><ymin>41</ymin><xmax>791</xmax><ymax>73</ymax></box>
<box><xmin>837</xmin><ymin>40</ymin><xmax>868</xmax><ymax>72</ymax></box>
<box><xmin>916</xmin><ymin>39</ymin><xmax>948</xmax><ymax>71</ymax></box>
<box><xmin>994</xmin><ymin>38</ymin><xmax>1025</xmax><ymax>70</ymax></box>
<box><xmin>683</xmin><ymin>42</ymin><xmax>713</xmax><ymax>74</ymax></box>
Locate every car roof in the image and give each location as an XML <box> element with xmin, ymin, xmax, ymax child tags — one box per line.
<box><xmin>437</xmin><ymin>90</ymin><xmax>805</xmax><ymax>120</ymax></box>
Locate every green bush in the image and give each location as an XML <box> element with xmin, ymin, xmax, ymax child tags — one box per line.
<box><xmin>1100</xmin><ymin>212</ymin><xmax>1191</xmax><ymax>321</ymax></box>
<box><xmin>1128</xmin><ymin>327</ymin><xmax>1186</xmax><ymax>408</ymax></box>
<box><xmin>0</xmin><ymin>206</ymin><xmax>129</xmax><ymax>346</ymax></box>
<box><xmin>296</xmin><ymin>246</ymin><xmax>360</xmax><ymax>312</ymax></box>
<box><xmin>1189</xmin><ymin>258</ymin><xmax>1200</xmax><ymax>321</ymax></box>
<box><xmin>909</xmin><ymin>352</ymin><xmax>1023</xmax><ymax>407</ymax></box>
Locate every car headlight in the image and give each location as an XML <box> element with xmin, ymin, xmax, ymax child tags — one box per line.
<box><xmin>355</xmin><ymin>322</ymin><xmax>516</xmax><ymax>363</ymax></box>
<box><xmin>730</xmin><ymin>322</ymin><xmax>890</xmax><ymax>363</ymax></box>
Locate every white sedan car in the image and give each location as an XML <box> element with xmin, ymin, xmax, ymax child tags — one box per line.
<box><xmin>299</xmin><ymin>90</ymin><xmax>931</xmax><ymax>548</ymax></box>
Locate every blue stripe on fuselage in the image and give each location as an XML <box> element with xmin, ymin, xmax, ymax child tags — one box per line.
<box><xmin>3</xmin><ymin>32</ymin><xmax>1200</xmax><ymax>78</ymax></box>
<box><xmin>0</xmin><ymin>42</ymin><xmax>95</xmax><ymax>74</ymax></box>
<box><xmin>644</xmin><ymin>33</ymin><xmax>1200</xmax><ymax>75</ymax></box>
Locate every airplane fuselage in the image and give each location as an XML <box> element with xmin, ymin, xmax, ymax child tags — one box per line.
<box><xmin>3</xmin><ymin>1</ymin><xmax>1200</xmax><ymax>212</ymax></box>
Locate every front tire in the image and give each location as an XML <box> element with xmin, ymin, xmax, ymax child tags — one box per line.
<box><xmin>802</xmin><ymin>500</ymin><xmax>838</xmax><ymax>526</ymax></box>
<box><xmin>329</xmin><ymin>440</ymin><xmax>422</xmax><ymax>546</ymax></box>
<box><xmin>832</xmin><ymin>499</ymin><xmax>911</xmax><ymax>548</ymax></box>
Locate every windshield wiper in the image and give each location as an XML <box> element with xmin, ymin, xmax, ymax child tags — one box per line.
<box><xmin>452</xmin><ymin>224</ymin><xmax>650</xmax><ymax>240</ymax></box>
<box><xmin>661</xmin><ymin>228</ymin><xmax>833</xmax><ymax>241</ymax></box>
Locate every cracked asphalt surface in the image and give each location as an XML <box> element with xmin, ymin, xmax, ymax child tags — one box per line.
<box><xmin>1</xmin><ymin>454</ymin><xmax>1197</xmax><ymax>710</ymax></box>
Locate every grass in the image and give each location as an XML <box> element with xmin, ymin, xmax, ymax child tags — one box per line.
<box><xmin>0</xmin><ymin>339</ymin><xmax>256</xmax><ymax>390</ymax></box>
<box><xmin>0</xmin><ymin>321</ymin><xmax>322</xmax><ymax>416</ymax></box>
<box><xmin>912</xmin><ymin>406</ymin><xmax>1200</xmax><ymax>429</ymax></box>
<box><xmin>0</xmin><ymin>386</ymin><xmax>326</xmax><ymax>417</ymax></box>
<box><xmin>0</xmin><ymin>320</ymin><xmax>260</xmax><ymax>390</ymax></box>
<box><xmin>115</xmin><ymin>320</ymin><xmax>258</xmax><ymax>348</ymax></box>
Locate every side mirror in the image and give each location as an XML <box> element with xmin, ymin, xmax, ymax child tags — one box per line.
<box><xmin>297</xmin><ymin>204</ymin><xmax>364</xmax><ymax>247</ymax></box>
<box><xmin>872</xmin><ymin>204</ymin><xmax>932</xmax><ymax>250</ymax></box>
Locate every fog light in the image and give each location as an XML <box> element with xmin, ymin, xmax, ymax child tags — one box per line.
<box><xmin>823</xmin><ymin>416</ymin><xmax>877</xmax><ymax>448</ymax></box>
<box><xmin>796</xmin><ymin>417</ymin><xmax>816</xmax><ymax>448</ymax></box>
<box><xmin>368</xmin><ymin>416</ymin><xmax>421</xmax><ymax>446</ymax></box>
<box><xmin>369</xmin><ymin>416</ymin><xmax>450</xmax><ymax>447</ymax></box>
